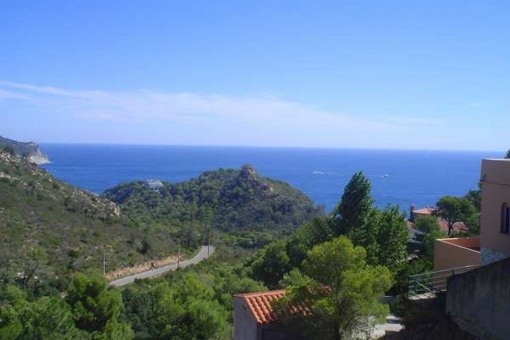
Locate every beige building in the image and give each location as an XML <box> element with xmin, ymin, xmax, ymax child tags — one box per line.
<box><xmin>479</xmin><ymin>158</ymin><xmax>510</xmax><ymax>263</ymax></box>
<box><xmin>434</xmin><ymin>158</ymin><xmax>510</xmax><ymax>271</ymax></box>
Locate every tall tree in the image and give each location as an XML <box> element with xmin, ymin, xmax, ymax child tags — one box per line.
<box><xmin>66</xmin><ymin>273</ymin><xmax>133</xmax><ymax>338</ymax></box>
<box><xmin>332</xmin><ymin>171</ymin><xmax>374</xmax><ymax>236</ymax></box>
<box><xmin>413</xmin><ymin>215</ymin><xmax>446</xmax><ymax>265</ymax></box>
<box><xmin>275</xmin><ymin>236</ymin><xmax>392</xmax><ymax>340</ymax></box>
<box><xmin>375</xmin><ymin>206</ymin><xmax>409</xmax><ymax>272</ymax></box>
<box><xmin>435</xmin><ymin>196</ymin><xmax>476</xmax><ymax>235</ymax></box>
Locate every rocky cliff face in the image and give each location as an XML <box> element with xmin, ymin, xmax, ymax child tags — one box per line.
<box><xmin>0</xmin><ymin>136</ymin><xmax>49</xmax><ymax>164</ymax></box>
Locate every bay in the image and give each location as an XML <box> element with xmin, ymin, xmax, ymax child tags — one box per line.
<box><xmin>41</xmin><ymin>144</ymin><xmax>499</xmax><ymax>213</ymax></box>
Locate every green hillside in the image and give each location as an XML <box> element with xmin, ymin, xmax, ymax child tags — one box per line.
<box><xmin>0</xmin><ymin>150</ymin><xmax>180</xmax><ymax>284</ymax></box>
<box><xmin>104</xmin><ymin>165</ymin><xmax>322</xmax><ymax>233</ymax></box>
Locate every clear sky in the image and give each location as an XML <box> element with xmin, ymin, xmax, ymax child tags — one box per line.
<box><xmin>1</xmin><ymin>1</ymin><xmax>508</xmax><ymax>151</ymax></box>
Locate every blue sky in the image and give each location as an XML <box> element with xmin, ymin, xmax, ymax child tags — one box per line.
<box><xmin>0</xmin><ymin>1</ymin><xmax>508</xmax><ymax>150</ymax></box>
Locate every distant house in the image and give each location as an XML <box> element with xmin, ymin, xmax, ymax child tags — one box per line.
<box><xmin>409</xmin><ymin>205</ymin><xmax>467</xmax><ymax>239</ymax></box>
<box><xmin>409</xmin><ymin>205</ymin><xmax>436</xmax><ymax>222</ymax></box>
<box><xmin>233</xmin><ymin>290</ymin><xmax>305</xmax><ymax>340</ymax></box>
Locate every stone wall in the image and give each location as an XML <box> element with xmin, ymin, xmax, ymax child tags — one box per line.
<box><xmin>446</xmin><ymin>257</ymin><xmax>510</xmax><ymax>339</ymax></box>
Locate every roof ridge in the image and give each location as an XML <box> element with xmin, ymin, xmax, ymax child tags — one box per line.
<box><xmin>234</xmin><ymin>289</ymin><xmax>286</xmax><ymax>298</ymax></box>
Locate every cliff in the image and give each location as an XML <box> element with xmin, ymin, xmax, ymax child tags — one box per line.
<box><xmin>0</xmin><ymin>135</ymin><xmax>49</xmax><ymax>164</ymax></box>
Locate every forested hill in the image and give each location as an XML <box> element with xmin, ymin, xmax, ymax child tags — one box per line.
<box><xmin>0</xmin><ymin>150</ymin><xmax>182</xmax><ymax>281</ymax></box>
<box><xmin>104</xmin><ymin>165</ymin><xmax>322</xmax><ymax>232</ymax></box>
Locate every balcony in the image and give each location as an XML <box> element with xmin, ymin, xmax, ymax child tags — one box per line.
<box><xmin>434</xmin><ymin>237</ymin><xmax>481</xmax><ymax>272</ymax></box>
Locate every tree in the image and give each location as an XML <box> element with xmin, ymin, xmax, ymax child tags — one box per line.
<box><xmin>505</xmin><ymin>149</ymin><xmax>510</xmax><ymax>159</ymax></box>
<box><xmin>153</xmin><ymin>273</ymin><xmax>228</xmax><ymax>339</ymax></box>
<box><xmin>413</xmin><ymin>215</ymin><xmax>446</xmax><ymax>265</ymax></box>
<box><xmin>332</xmin><ymin>171</ymin><xmax>374</xmax><ymax>237</ymax></box>
<box><xmin>0</xmin><ymin>285</ymin><xmax>81</xmax><ymax>339</ymax></box>
<box><xmin>375</xmin><ymin>206</ymin><xmax>409</xmax><ymax>272</ymax></box>
<box><xmin>250</xmin><ymin>240</ymin><xmax>292</xmax><ymax>288</ymax></box>
<box><xmin>66</xmin><ymin>273</ymin><xmax>133</xmax><ymax>337</ymax></box>
<box><xmin>275</xmin><ymin>236</ymin><xmax>392</xmax><ymax>340</ymax></box>
<box><xmin>465</xmin><ymin>189</ymin><xmax>481</xmax><ymax>212</ymax></box>
<box><xmin>435</xmin><ymin>196</ymin><xmax>476</xmax><ymax>235</ymax></box>
<box><xmin>286</xmin><ymin>217</ymin><xmax>333</xmax><ymax>267</ymax></box>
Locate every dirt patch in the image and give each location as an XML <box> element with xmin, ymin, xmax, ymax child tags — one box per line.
<box><xmin>105</xmin><ymin>254</ymin><xmax>181</xmax><ymax>281</ymax></box>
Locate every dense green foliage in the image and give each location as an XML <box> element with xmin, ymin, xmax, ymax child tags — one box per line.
<box><xmin>0</xmin><ymin>274</ymin><xmax>132</xmax><ymax>339</ymax></box>
<box><xmin>250</xmin><ymin>172</ymin><xmax>408</xmax><ymax>293</ymax></box>
<box><xmin>0</xmin><ymin>245</ymin><xmax>266</xmax><ymax>339</ymax></box>
<box><xmin>3</xmin><ymin>137</ymin><xmax>482</xmax><ymax>339</ymax></box>
<box><xmin>121</xmin><ymin>257</ymin><xmax>265</xmax><ymax>339</ymax></box>
<box><xmin>104</xmin><ymin>164</ymin><xmax>322</xmax><ymax>233</ymax></box>
<box><xmin>274</xmin><ymin>236</ymin><xmax>392</xmax><ymax>339</ymax></box>
<box><xmin>332</xmin><ymin>172</ymin><xmax>408</xmax><ymax>272</ymax></box>
<box><xmin>413</xmin><ymin>215</ymin><xmax>446</xmax><ymax>265</ymax></box>
<box><xmin>331</xmin><ymin>171</ymin><xmax>373</xmax><ymax>236</ymax></box>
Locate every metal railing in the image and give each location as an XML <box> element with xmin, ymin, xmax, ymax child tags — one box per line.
<box><xmin>408</xmin><ymin>265</ymin><xmax>479</xmax><ymax>299</ymax></box>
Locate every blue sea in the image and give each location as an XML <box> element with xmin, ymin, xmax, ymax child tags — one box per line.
<box><xmin>40</xmin><ymin>144</ymin><xmax>499</xmax><ymax>213</ymax></box>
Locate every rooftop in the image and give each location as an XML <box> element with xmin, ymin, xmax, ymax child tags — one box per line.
<box><xmin>412</xmin><ymin>207</ymin><xmax>436</xmax><ymax>215</ymax></box>
<box><xmin>235</xmin><ymin>290</ymin><xmax>285</xmax><ymax>324</ymax></box>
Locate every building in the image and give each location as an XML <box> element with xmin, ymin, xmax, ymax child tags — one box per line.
<box><xmin>233</xmin><ymin>290</ymin><xmax>305</xmax><ymax>340</ymax></box>
<box><xmin>432</xmin><ymin>159</ymin><xmax>510</xmax><ymax>338</ymax></box>
<box><xmin>479</xmin><ymin>158</ymin><xmax>510</xmax><ymax>264</ymax></box>
<box><xmin>409</xmin><ymin>205</ymin><xmax>436</xmax><ymax>222</ymax></box>
<box><xmin>433</xmin><ymin>158</ymin><xmax>510</xmax><ymax>272</ymax></box>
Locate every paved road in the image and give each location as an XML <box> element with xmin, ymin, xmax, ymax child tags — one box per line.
<box><xmin>110</xmin><ymin>245</ymin><xmax>215</xmax><ymax>287</ymax></box>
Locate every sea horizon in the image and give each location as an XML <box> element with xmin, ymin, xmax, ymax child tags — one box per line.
<box><xmin>40</xmin><ymin>144</ymin><xmax>500</xmax><ymax>213</ymax></box>
<box><xmin>40</xmin><ymin>142</ymin><xmax>502</xmax><ymax>154</ymax></box>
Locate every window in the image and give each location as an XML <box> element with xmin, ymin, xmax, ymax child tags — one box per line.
<box><xmin>501</xmin><ymin>203</ymin><xmax>510</xmax><ymax>234</ymax></box>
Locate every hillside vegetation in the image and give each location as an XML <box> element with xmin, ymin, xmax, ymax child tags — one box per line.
<box><xmin>0</xmin><ymin>150</ymin><xmax>181</xmax><ymax>285</ymax></box>
<box><xmin>104</xmin><ymin>165</ymin><xmax>322</xmax><ymax>233</ymax></box>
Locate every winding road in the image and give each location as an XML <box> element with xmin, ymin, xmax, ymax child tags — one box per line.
<box><xmin>110</xmin><ymin>245</ymin><xmax>215</xmax><ymax>287</ymax></box>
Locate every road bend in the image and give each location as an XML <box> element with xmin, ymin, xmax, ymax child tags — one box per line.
<box><xmin>110</xmin><ymin>245</ymin><xmax>215</xmax><ymax>287</ymax></box>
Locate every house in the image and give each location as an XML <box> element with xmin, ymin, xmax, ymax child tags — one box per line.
<box><xmin>433</xmin><ymin>158</ymin><xmax>510</xmax><ymax>272</ymax></box>
<box><xmin>409</xmin><ymin>205</ymin><xmax>436</xmax><ymax>222</ymax></box>
<box><xmin>432</xmin><ymin>159</ymin><xmax>510</xmax><ymax>338</ymax></box>
<box><xmin>233</xmin><ymin>290</ymin><xmax>305</xmax><ymax>340</ymax></box>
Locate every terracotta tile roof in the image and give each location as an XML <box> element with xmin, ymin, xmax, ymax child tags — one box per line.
<box><xmin>235</xmin><ymin>290</ymin><xmax>286</xmax><ymax>324</ymax></box>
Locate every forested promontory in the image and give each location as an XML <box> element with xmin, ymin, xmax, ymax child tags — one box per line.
<box><xmin>104</xmin><ymin>164</ymin><xmax>323</xmax><ymax>232</ymax></box>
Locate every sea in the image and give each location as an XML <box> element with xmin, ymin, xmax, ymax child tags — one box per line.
<box><xmin>40</xmin><ymin>144</ymin><xmax>499</xmax><ymax>214</ymax></box>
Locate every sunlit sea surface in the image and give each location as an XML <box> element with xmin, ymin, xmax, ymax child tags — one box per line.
<box><xmin>41</xmin><ymin>144</ymin><xmax>499</xmax><ymax>213</ymax></box>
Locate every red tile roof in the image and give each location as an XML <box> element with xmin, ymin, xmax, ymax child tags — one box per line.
<box><xmin>235</xmin><ymin>290</ymin><xmax>286</xmax><ymax>324</ymax></box>
<box><xmin>412</xmin><ymin>207</ymin><xmax>436</xmax><ymax>215</ymax></box>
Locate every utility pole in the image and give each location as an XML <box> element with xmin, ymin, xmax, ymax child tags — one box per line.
<box><xmin>102</xmin><ymin>250</ymin><xmax>106</xmax><ymax>276</ymax></box>
<box><xmin>177</xmin><ymin>242</ymin><xmax>181</xmax><ymax>269</ymax></box>
<box><xmin>207</xmin><ymin>226</ymin><xmax>211</xmax><ymax>258</ymax></box>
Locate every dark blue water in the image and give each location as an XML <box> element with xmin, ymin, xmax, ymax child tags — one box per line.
<box><xmin>40</xmin><ymin>144</ymin><xmax>499</xmax><ymax>213</ymax></box>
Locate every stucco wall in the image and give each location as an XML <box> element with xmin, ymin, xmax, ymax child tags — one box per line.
<box><xmin>434</xmin><ymin>237</ymin><xmax>480</xmax><ymax>272</ymax></box>
<box><xmin>446</xmin><ymin>257</ymin><xmax>510</xmax><ymax>339</ymax></box>
<box><xmin>480</xmin><ymin>159</ymin><xmax>510</xmax><ymax>257</ymax></box>
<box><xmin>234</xmin><ymin>297</ymin><xmax>258</xmax><ymax>340</ymax></box>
